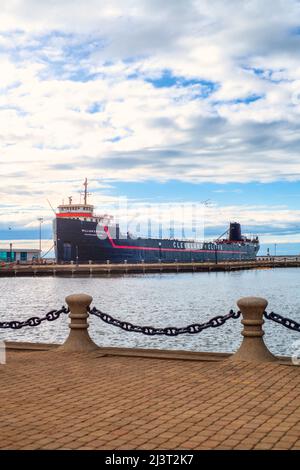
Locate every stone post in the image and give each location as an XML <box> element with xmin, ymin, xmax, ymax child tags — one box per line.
<box><xmin>59</xmin><ymin>293</ymin><xmax>98</xmax><ymax>352</ymax></box>
<box><xmin>230</xmin><ymin>296</ymin><xmax>277</xmax><ymax>362</ymax></box>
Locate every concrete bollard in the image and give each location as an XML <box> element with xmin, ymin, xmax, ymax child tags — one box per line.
<box><xmin>230</xmin><ymin>296</ymin><xmax>277</xmax><ymax>362</ymax></box>
<box><xmin>59</xmin><ymin>293</ymin><xmax>98</xmax><ymax>352</ymax></box>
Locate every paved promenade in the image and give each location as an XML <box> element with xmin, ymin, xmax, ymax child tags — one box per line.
<box><xmin>1</xmin><ymin>347</ymin><xmax>300</xmax><ymax>450</ymax></box>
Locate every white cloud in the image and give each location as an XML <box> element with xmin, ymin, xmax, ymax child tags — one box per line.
<box><xmin>0</xmin><ymin>0</ymin><xmax>300</xmax><ymax>237</ymax></box>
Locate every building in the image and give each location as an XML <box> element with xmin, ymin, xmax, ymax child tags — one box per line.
<box><xmin>0</xmin><ymin>248</ymin><xmax>41</xmax><ymax>263</ymax></box>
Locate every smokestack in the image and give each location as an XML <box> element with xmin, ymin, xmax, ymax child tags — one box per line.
<box><xmin>229</xmin><ymin>222</ymin><xmax>242</xmax><ymax>241</ymax></box>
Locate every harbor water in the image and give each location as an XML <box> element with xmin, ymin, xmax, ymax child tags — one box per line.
<box><xmin>1</xmin><ymin>268</ymin><xmax>300</xmax><ymax>357</ymax></box>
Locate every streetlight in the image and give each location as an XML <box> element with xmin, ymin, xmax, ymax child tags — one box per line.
<box><xmin>37</xmin><ymin>217</ymin><xmax>43</xmax><ymax>260</ymax></box>
<box><xmin>274</xmin><ymin>243</ymin><xmax>277</xmax><ymax>257</ymax></box>
<box><xmin>8</xmin><ymin>227</ymin><xmax>12</xmax><ymax>262</ymax></box>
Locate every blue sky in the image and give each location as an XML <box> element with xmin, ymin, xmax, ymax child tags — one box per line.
<box><xmin>1</xmin><ymin>0</ymin><xmax>300</xmax><ymax>255</ymax></box>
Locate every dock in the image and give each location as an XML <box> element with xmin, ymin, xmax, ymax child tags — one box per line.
<box><xmin>0</xmin><ymin>256</ymin><xmax>299</xmax><ymax>276</ymax></box>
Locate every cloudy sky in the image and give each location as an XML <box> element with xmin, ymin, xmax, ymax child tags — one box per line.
<box><xmin>1</xmin><ymin>0</ymin><xmax>300</xmax><ymax>254</ymax></box>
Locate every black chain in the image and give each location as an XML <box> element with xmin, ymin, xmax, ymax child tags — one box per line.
<box><xmin>89</xmin><ymin>307</ymin><xmax>240</xmax><ymax>336</ymax></box>
<box><xmin>0</xmin><ymin>306</ymin><xmax>69</xmax><ymax>330</ymax></box>
<box><xmin>264</xmin><ymin>311</ymin><xmax>300</xmax><ymax>332</ymax></box>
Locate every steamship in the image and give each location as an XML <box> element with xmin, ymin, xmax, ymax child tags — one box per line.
<box><xmin>53</xmin><ymin>180</ymin><xmax>260</xmax><ymax>263</ymax></box>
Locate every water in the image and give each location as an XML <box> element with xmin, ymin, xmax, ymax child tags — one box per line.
<box><xmin>1</xmin><ymin>268</ymin><xmax>300</xmax><ymax>356</ymax></box>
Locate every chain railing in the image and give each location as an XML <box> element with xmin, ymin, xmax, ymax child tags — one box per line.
<box><xmin>89</xmin><ymin>306</ymin><xmax>241</xmax><ymax>336</ymax></box>
<box><xmin>264</xmin><ymin>311</ymin><xmax>300</xmax><ymax>332</ymax></box>
<box><xmin>0</xmin><ymin>306</ymin><xmax>69</xmax><ymax>330</ymax></box>
<box><xmin>1</xmin><ymin>293</ymin><xmax>295</xmax><ymax>362</ymax></box>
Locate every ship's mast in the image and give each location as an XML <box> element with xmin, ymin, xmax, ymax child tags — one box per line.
<box><xmin>83</xmin><ymin>178</ymin><xmax>88</xmax><ymax>205</ymax></box>
<box><xmin>79</xmin><ymin>178</ymin><xmax>91</xmax><ymax>206</ymax></box>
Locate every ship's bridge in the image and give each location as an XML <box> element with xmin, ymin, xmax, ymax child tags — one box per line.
<box><xmin>57</xmin><ymin>204</ymin><xmax>94</xmax><ymax>218</ymax></box>
<box><xmin>56</xmin><ymin>203</ymin><xmax>113</xmax><ymax>223</ymax></box>
<box><xmin>56</xmin><ymin>179</ymin><xmax>113</xmax><ymax>223</ymax></box>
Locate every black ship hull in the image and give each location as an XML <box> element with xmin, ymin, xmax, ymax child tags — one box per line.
<box><xmin>54</xmin><ymin>219</ymin><xmax>259</xmax><ymax>263</ymax></box>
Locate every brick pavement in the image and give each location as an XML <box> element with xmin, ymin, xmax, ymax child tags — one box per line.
<box><xmin>1</xmin><ymin>348</ymin><xmax>300</xmax><ymax>450</ymax></box>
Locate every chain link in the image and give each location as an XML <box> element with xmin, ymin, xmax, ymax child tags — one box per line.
<box><xmin>89</xmin><ymin>307</ymin><xmax>240</xmax><ymax>336</ymax></box>
<box><xmin>0</xmin><ymin>306</ymin><xmax>69</xmax><ymax>330</ymax></box>
<box><xmin>264</xmin><ymin>311</ymin><xmax>300</xmax><ymax>332</ymax></box>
